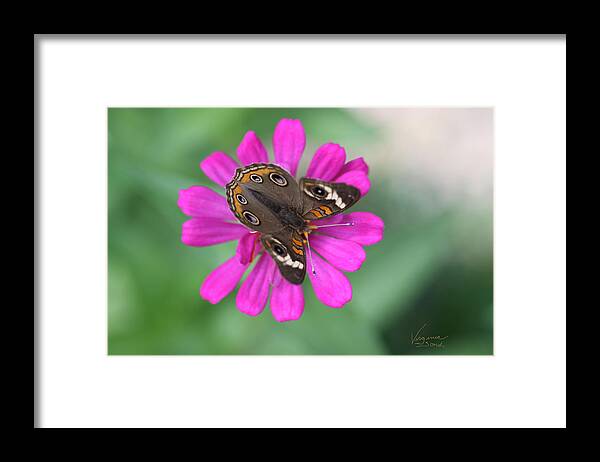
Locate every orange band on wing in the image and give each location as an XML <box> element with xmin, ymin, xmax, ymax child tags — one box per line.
<box><xmin>239</xmin><ymin>167</ymin><xmax>274</xmax><ymax>184</ymax></box>
<box><xmin>228</xmin><ymin>184</ymin><xmax>244</xmax><ymax>219</ymax></box>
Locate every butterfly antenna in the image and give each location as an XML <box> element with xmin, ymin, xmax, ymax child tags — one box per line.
<box><xmin>312</xmin><ymin>222</ymin><xmax>355</xmax><ymax>229</ymax></box>
<box><xmin>304</xmin><ymin>232</ymin><xmax>317</xmax><ymax>275</ymax></box>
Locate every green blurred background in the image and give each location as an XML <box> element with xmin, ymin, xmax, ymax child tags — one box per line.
<box><xmin>108</xmin><ymin>108</ymin><xmax>493</xmax><ymax>355</ymax></box>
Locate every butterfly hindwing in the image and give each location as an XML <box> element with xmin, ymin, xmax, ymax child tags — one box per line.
<box><xmin>225</xmin><ymin>163</ymin><xmax>302</xmax><ymax>233</ymax></box>
<box><xmin>261</xmin><ymin>230</ymin><xmax>306</xmax><ymax>285</ymax></box>
<box><xmin>300</xmin><ymin>177</ymin><xmax>361</xmax><ymax>221</ymax></box>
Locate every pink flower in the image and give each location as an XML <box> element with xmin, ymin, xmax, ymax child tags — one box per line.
<box><xmin>178</xmin><ymin>119</ymin><xmax>384</xmax><ymax>322</ymax></box>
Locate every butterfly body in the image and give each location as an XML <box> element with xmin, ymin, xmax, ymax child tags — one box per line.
<box><xmin>225</xmin><ymin>163</ymin><xmax>360</xmax><ymax>284</ymax></box>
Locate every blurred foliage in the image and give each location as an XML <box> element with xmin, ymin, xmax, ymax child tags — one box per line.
<box><xmin>108</xmin><ymin>108</ymin><xmax>493</xmax><ymax>355</ymax></box>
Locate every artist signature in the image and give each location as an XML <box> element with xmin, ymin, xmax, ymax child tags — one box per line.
<box><xmin>410</xmin><ymin>323</ymin><xmax>448</xmax><ymax>348</ymax></box>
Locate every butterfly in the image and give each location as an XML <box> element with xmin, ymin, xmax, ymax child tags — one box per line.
<box><xmin>225</xmin><ymin>163</ymin><xmax>361</xmax><ymax>284</ymax></box>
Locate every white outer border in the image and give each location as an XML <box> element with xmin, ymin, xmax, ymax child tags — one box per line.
<box><xmin>37</xmin><ymin>36</ymin><xmax>566</xmax><ymax>428</ymax></box>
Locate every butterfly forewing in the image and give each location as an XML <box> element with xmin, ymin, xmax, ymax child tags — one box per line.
<box><xmin>261</xmin><ymin>230</ymin><xmax>306</xmax><ymax>285</ymax></box>
<box><xmin>300</xmin><ymin>178</ymin><xmax>361</xmax><ymax>221</ymax></box>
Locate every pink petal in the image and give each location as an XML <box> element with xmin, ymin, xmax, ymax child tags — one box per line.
<box><xmin>237</xmin><ymin>130</ymin><xmax>269</xmax><ymax>165</ymax></box>
<box><xmin>334</xmin><ymin>170</ymin><xmax>371</xmax><ymax>196</ymax></box>
<box><xmin>270</xmin><ymin>280</ymin><xmax>305</xmax><ymax>322</ymax></box>
<box><xmin>235</xmin><ymin>232</ymin><xmax>260</xmax><ymax>265</ymax></box>
<box><xmin>200</xmin><ymin>152</ymin><xmax>239</xmax><ymax>187</ymax></box>
<box><xmin>308</xmin><ymin>253</ymin><xmax>352</xmax><ymax>308</ymax></box>
<box><xmin>314</xmin><ymin>212</ymin><xmax>384</xmax><ymax>246</ymax></box>
<box><xmin>337</xmin><ymin>156</ymin><xmax>369</xmax><ymax>177</ymax></box>
<box><xmin>272</xmin><ymin>118</ymin><xmax>305</xmax><ymax>176</ymax></box>
<box><xmin>310</xmin><ymin>234</ymin><xmax>366</xmax><ymax>272</ymax></box>
<box><xmin>200</xmin><ymin>256</ymin><xmax>249</xmax><ymax>304</ymax></box>
<box><xmin>271</xmin><ymin>264</ymin><xmax>284</xmax><ymax>287</ymax></box>
<box><xmin>236</xmin><ymin>253</ymin><xmax>275</xmax><ymax>317</ymax></box>
<box><xmin>182</xmin><ymin>218</ymin><xmax>248</xmax><ymax>247</ymax></box>
<box><xmin>305</xmin><ymin>143</ymin><xmax>346</xmax><ymax>181</ymax></box>
<box><xmin>177</xmin><ymin>186</ymin><xmax>233</xmax><ymax>219</ymax></box>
